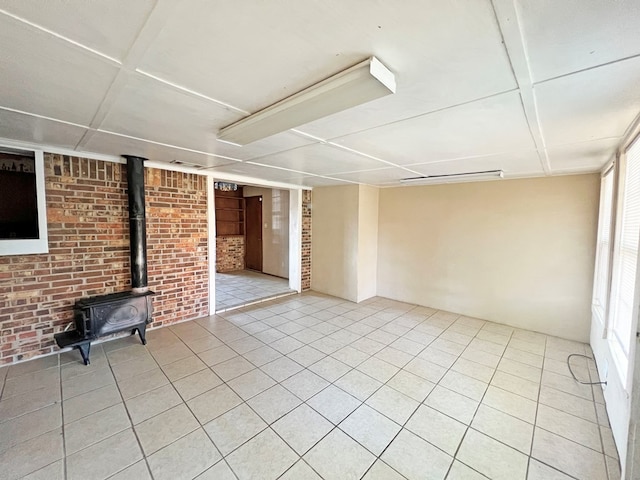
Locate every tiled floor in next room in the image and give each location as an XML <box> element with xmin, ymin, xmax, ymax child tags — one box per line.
<box><xmin>0</xmin><ymin>292</ymin><xmax>620</xmax><ymax>480</ymax></box>
<box><xmin>215</xmin><ymin>270</ymin><xmax>294</xmax><ymax>311</ymax></box>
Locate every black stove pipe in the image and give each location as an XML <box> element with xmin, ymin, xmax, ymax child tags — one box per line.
<box><xmin>122</xmin><ymin>155</ymin><xmax>149</xmax><ymax>293</ymax></box>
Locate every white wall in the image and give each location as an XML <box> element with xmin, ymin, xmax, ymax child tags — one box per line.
<box><xmin>311</xmin><ymin>185</ymin><xmax>360</xmax><ymax>302</ymax></box>
<box><xmin>244</xmin><ymin>186</ymin><xmax>289</xmax><ymax>278</ymax></box>
<box><xmin>357</xmin><ymin>185</ymin><xmax>379</xmax><ymax>302</ymax></box>
<box><xmin>377</xmin><ymin>174</ymin><xmax>600</xmax><ymax>342</ymax></box>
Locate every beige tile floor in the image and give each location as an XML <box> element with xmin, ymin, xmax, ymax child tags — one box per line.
<box><xmin>0</xmin><ymin>292</ymin><xmax>621</xmax><ymax>480</ymax></box>
<box><xmin>215</xmin><ymin>270</ymin><xmax>294</xmax><ymax>311</ymax></box>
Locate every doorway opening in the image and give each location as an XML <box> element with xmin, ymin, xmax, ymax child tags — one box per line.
<box><xmin>214</xmin><ymin>183</ymin><xmax>295</xmax><ymax>311</ymax></box>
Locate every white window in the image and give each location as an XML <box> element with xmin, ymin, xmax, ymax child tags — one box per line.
<box><xmin>592</xmin><ymin>164</ymin><xmax>615</xmax><ymax>330</ymax></box>
<box><xmin>608</xmin><ymin>136</ymin><xmax>640</xmax><ymax>385</ymax></box>
<box><xmin>0</xmin><ymin>147</ymin><xmax>48</xmax><ymax>256</ymax></box>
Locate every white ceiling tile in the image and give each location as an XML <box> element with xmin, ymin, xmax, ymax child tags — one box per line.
<box><xmin>406</xmin><ymin>150</ymin><xmax>544</xmax><ymax>177</ymax></box>
<box><xmin>208</xmin><ymin>132</ymin><xmax>319</xmax><ymax>162</ymax></box>
<box><xmin>518</xmin><ymin>0</ymin><xmax>640</xmax><ymax>82</ymax></box>
<box><xmin>0</xmin><ymin>0</ymin><xmax>157</xmax><ymax>61</ymax></box>
<box><xmin>295</xmin><ymin>176</ymin><xmax>354</xmax><ymax>187</ymax></box>
<box><xmin>333</xmin><ymin>91</ymin><xmax>535</xmax><ymax>165</ymax></box>
<box><xmin>207</xmin><ymin>162</ymin><xmax>305</xmax><ymax>183</ymax></box>
<box><xmin>330</xmin><ymin>167</ymin><xmax>417</xmax><ymax>185</ymax></box>
<box><xmin>253</xmin><ymin>144</ymin><xmax>391</xmax><ymax>175</ymax></box>
<box><xmin>547</xmin><ymin>138</ymin><xmax>620</xmax><ymax>173</ymax></box>
<box><xmin>0</xmin><ymin>109</ymin><xmax>87</xmax><ymax>149</ymax></box>
<box><xmin>536</xmin><ymin>56</ymin><xmax>640</xmax><ymax>146</ymax></box>
<box><xmin>0</xmin><ymin>15</ymin><xmax>120</xmax><ymax>125</ymax></box>
<box><xmin>99</xmin><ymin>73</ymin><xmax>244</xmax><ymax>155</ymax></box>
<box><xmin>139</xmin><ymin>0</ymin><xmax>515</xmax><ymax>119</ymax></box>
<box><xmin>82</xmin><ymin>131</ymin><xmax>238</xmax><ymax>168</ymax></box>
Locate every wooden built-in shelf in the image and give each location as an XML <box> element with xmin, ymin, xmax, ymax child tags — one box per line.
<box><xmin>215</xmin><ymin>187</ymin><xmax>245</xmax><ymax>237</ymax></box>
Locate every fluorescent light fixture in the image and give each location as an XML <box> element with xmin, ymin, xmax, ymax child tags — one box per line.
<box><xmin>400</xmin><ymin>170</ymin><xmax>504</xmax><ymax>185</ymax></box>
<box><xmin>217</xmin><ymin>56</ymin><xmax>396</xmax><ymax>146</ymax></box>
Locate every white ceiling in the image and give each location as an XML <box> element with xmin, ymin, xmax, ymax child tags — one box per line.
<box><xmin>0</xmin><ymin>0</ymin><xmax>639</xmax><ymax>187</ymax></box>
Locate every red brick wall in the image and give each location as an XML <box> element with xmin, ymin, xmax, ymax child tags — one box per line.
<box><xmin>216</xmin><ymin>236</ymin><xmax>245</xmax><ymax>272</ymax></box>
<box><xmin>301</xmin><ymin>190</ymin><xmax>312</xmax><ymax>290</ymax></box>
<box><xmin>146</xmin><ymin>168</ymin><xmax>209</xmax><ymax>327</ymax></box>
<box><xmin>0</xmin><ymin>154</ymin><xmax>209</xmax><ymax>365</ymax></box>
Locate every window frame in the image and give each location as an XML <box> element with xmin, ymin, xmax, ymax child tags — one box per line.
<box><xmin>0</xmin><ymin>147</ymin><xmax>48</xmax><ymax>256</ymax></box>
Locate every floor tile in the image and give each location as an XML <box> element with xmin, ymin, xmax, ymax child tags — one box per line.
<box><xmin>0</xmin><ymin>403</ymin><xmax>61</xmax><ymax>452</ymax></box>
<box><xmin>451</xmin><ymin>358</ymin><xmax>494</xmax><ymax>383</ymax></box>
<box><xmin>357</xmin><ymin>357</ymin><xmax>400</xmax><ymax>383</ymax></box>
<box><xmin>491</xmin><ymin>370</ymin><xmax>539</xmax><ymax>401</ymax></box>
<box><xmin>536</xmin><ymin>404</ymin><xmax>602</xmax><ymax>452</ymax></box>
<box><xmin>110</xmin><ymin>354</ymin><xmax>158</xmax><ymax>382</ymax></box>
<box><xmin>161</xmin><ymin>355</ymin><xmax>207</xmax><ymax>382</ymax></box>
<box><xmin>242</xmin><ymin>345</ymin><xmax>283</xmax><ymax>366</ymax></box>
<box><xmin>538</xmin><ymin>385</ymin><xmax>597</xmax><ymax>423</ymax></box>
<box><xmin>340</xmin><ymin>404</ymin><xmax>402</xmax><ymax>455</ymax></box>
<box><xmin>404</xmin><ymin>357</ymin><xmax>448</xmax><ymax>383</ymax></box>
<box><xmin>418</xmin><ymin>347</ymin><xmax>458</xmax><ymax>369</ymax></box>
<box><xmin>334</xmin><ymin>369</ymin><xmax>383</xmax><ymax>401</ymax></box>
<box><xmin>0</xmin><ymin>384</ymin><xmax>60</xmax><ymax>422</ymax></box>
<box><xmin>270</xmin><ymin>336</ymin><xmax>305</xmax><ymax>354</ymax></box>
<box><xmin>247</xmin><ymin>384</ymin><xmax>302</xmax><ymax>424</ymax></box>
<box><xmin>61</xmin><ymin>366</ymin><xmax>114</xmax><ymax>400</ymax></box>
<box><xmin>147</xmin><ymin>428</ymin><xmax>221</xmax><ymax>480</ymax></box>
<box><xmin>541</xmin><ymin>370</ymin><xmax>593</xmax><ymax>401</ymax></box>
<box><xmin>482</xmin><ymin>386</ymin><xmax>536</xmax><ymax>424</ymax></box>
<box><xmin>280</xmin><ymin>460</ymin><xmax>323</xmax><ymax>479</ymax></box>
<box><xmin>440</xmin><ymin>370</ymin><xmax>488</xmax><ymax>401</ymax></box>
<box><xmin>446</xmin><ymin>461</ymin><xmax>489</xmax><ymax>479</ymax></box>
<box><xmin>117</xmin><ymin>367</ymin><xmax>169</xmax><ymax>400</ymax></box>
<box><xmin>425</xmin><ymin>386</ymin><xmax>479</xmax><ymax>425</ymax></box>
<box><xmin>527</xmin><ymin>459</ymin><xmax>574</xmax><ymax>480</ymax></box>
<box><xmin>198</xmin><ymin>345</ymin><xmax>238</xmax><ymax>366</ymax></box>
<box><xmin>134</xmin><ymin>403</ymin><xmax>199</xmax><ymax>455</ymax></box>
<box><xmin>471</xmin><ymin>404</ymin><xmax>533</xmax><ymax>454</ymax></box>
<box><xmin>261</xmin><ymin>356</ymin><xmax>304</xmax><ymax>382</ymax></box>
<box><xmin>196</xmin><ymin>460</ymin><xmax>238</xmax><ymax>480</ymax></box>
<box><xmin>281</xmin><ymin>369</ymin><xmax>330</xmax><ymax>400</ymax></box>
<box><xmin>0</xmin><ymin>428</ymin><xmax>63</xmax><ymax>480</ymax></box>
<box><xmin>285</xmin><ymin>344</ymin><xmax>325</xmax><ymax>368</ymax></box>
<box><xmin>227</xmin><ymin>368</ymin><xmax>276</xmax><ymax>400</ymax></box>
<box><xmin>405</xmin><ymin>404</ymin><xmax>466</xmax><ymax>456</ymax></box>
<box><xmin>66</xmin><ymin>428</ymin><xmax>142</xmax><ymax>480</ymax></box>
<box><xmin>64</xmin><ymin>403</ymin><xmax>131</xmax><ymax>455</ymax></box>
<box><xmin>305</xmin><ymin>428</ymin><xmax>376</xmax><ymax>480</ymax></box>
<box><xmin>362</xmin><ymin>460</ymin><xmax>406</xmax><ymax>479</ymax></box>
<box><xmin>387</xmin><ymin>369</ymin><xmax>435</xmax><ymax>402</ymax></box>
<box><xmin>308</xmin><ymin>384</ymin><xmax>362</xmax><ymax>424</ymax></box>
<box><xmin>204</xmin><ymin>403</ymin><xmax>267</xmax><ymax>455</ymax></box>
<box><xmin>331</xmin><ymin>346</ymin><xmax>370</xmax><ymax>367</ymax></box>
<box><xmin>498</xmin><ymin>358</ymin><xmax>542</xmax><ymax>383</ymax></box>
<box><xmin>188</xmin><ymin>384</ymin><xmax>243</xmax><ymax>424</ymax></box>
<box><xmin>226</xmin><ymin>428</ymin><xmax>298</xmax><ymax>480</ymax></box>
<box><xmin>125</xmin><ymin>383</ymin><xmax>182</xmax><ymax>425</ymax></box>
<box><xmin>365</xmin><ymin>385</ymin><xmax>419</xmax><ymax>425</ymax></box>
<box><xmin>457</xmin><ymin>429</ymin><xmax>528</xmax><ymax>480</ymax></box>
<box><xmin>272</xmin><ymin>404</ymin><xmax>333</xmax><ymax>455</ymax></box>
<box><xmin>21</xmin><ymin>460</ymin><xmax>65</xmax><ymax>480</ymax></box>
<box><xmin>211</xmin><ymin>356</ymin><xmax>256</xmax><ymax>382</ymax></box>
<box><xmin>62</xmin><ymin>384</ymin><xmax>122</xmax><ymax>424</ymax></box>
<box><xmin>532</xmin><ymin>427</ymin><xmax>607</xmax><ymax>480</ymax></box>
<box><xmin>308</xmin><ymin>356</ymin><xmax>351</xmax><ymax>382</ymax></box>
<box><xmin>381</xmin><ymin>429</ymin><xmax>452</xmax><ymax>480</ymax></box>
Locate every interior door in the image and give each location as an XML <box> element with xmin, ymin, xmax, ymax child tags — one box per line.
<box><xmin>245</xmin><ymin>196</ymin><xmax>263</xmax><ymax>271</ymax></box>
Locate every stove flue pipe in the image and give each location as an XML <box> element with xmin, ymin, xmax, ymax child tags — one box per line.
<box><xmin>122</xmin><ymin>155</ymin><xmax>149</xmax><ymax>293</ymax></box>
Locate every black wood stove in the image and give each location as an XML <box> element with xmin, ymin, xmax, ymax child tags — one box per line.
<box><xmin>54</xmin><ymin>155</ymin><xmax>154</xmax><ymax>365</ymax></box>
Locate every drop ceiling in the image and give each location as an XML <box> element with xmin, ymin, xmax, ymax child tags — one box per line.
<box><xmin>0</xmin><ymin>0</ymin><xmax>639</xmax><ymax>187</ymax></box>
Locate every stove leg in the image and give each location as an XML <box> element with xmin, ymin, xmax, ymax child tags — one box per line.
<box><xmin>135</xmin><ymin>324</ymin><xmax>147</xmax><ymax>345</ymax></box>
<box><xmin>77</xmin><ymin>343</ymin><xmax>91</xmax><ymax>365</ymax></box>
